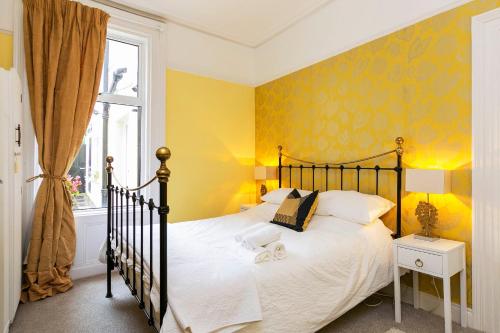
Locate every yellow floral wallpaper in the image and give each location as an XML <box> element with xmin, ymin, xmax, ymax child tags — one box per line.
<box><xmin>256</xmin><ymin>0</ymin><xmax>500</xmax><ymax>306</ymax></box>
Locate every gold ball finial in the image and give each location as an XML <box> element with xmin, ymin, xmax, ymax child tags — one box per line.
<box><xmin>155</xmin><ymin>147</ymin><xmax>171</xmax><ymax>161</ymax></box>
<box><xmin>105</xmin><ymin>156</ymin><xmax>114</xmax><ymax>172</ymax></box>
<box><xmin>395</xmin><ymin>137</ymin><xmax>404</xmax><ymax>156</ymax></box>
<box><xmin>156</xmin><ymin>147</ymin><xmax>171</xmax><ymax>183</ymax></box>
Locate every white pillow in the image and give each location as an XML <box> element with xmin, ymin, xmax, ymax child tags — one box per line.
<box><xmin>261</xmin><ymin>188</ymin><xmax>312</xmax><ymax>205</ymax></box>
<box><xmin>315</xmin><ymin>190</ymin><xmax>395</xmax><ymax>224</ymax></box>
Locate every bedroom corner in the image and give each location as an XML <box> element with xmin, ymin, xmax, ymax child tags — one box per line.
<box><xmin>165</xmin><ymin>69</ymin><xmax>256</xmax><ymax>222</ymax></box>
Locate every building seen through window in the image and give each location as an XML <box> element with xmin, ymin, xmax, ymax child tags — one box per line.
<box><xmin>69</xmin><ymin>36</ymin><xmax>143</xmax><ymax>210</ymax></box>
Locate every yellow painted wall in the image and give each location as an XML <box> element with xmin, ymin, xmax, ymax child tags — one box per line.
<box><xmin>256</xmin><ymin>0</ymin><xmax>500</xmax><ymax>306</ymax></box>
<box><xmin>0</xmin><ymin>32</ymin><xmax>13</xmax><ymax>69</ymax></box>
<box><xmin>166</xmin><ymin>69</ymin><xmax>255</xmax><ymax>222</ymax></box>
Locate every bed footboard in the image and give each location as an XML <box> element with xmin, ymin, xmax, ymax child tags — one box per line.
<box><xmin>105</xmin><ymin>147</ymin><xmax>170</xmax><ymax>330</ymax></box>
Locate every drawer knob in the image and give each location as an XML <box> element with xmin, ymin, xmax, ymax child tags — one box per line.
<box><xmin>415</xmin><ymin>258</ymin><xmax>424</xmax><ymax>268</ymax></box>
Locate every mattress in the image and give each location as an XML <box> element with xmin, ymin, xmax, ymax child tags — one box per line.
<box><xmin>101</xmin><ymin>202</ymin><xmax>394</xmax><ymax>333</ymax></box>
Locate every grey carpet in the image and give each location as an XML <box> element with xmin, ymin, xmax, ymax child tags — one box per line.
<box><xmin>11</xmin><ymin>273</ymin><xmax>480</xmax><ymax>333</ymax></box>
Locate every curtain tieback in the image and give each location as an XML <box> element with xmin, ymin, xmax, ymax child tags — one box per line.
<box><xmin>26</xmin><ymin>174</ymin><xmax>67</xmax><ymax>183</ymax></box>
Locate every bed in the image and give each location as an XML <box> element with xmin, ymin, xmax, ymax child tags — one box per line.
<box><xmin>102</xmin><ymin>137</ymin><xmax>404</xmax><ymax>332</ymax></box>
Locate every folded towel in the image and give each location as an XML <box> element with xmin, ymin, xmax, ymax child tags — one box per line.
<box><xmin>237</xmin><ymin>246</ymin><xmax>272</xmax><ymax>264</ymax></box>
<box><xmin>265</xmin><ymin>241</ymin><xmax>287</xmax><ymax>260</ymax></box>
<box><xmin>235</xmin><ymin>222</ymin><xmax>267</xmax><ymax>243</ymax></box>
<box><xmin>111</xmin><ymin>239</ymin><xmax>117</xmax><ymax>250</ymax></box>
<box><xmin>98</xmin><ymin>241</ymin><xmax>107</xmax><ymax>264</ymax></box>
<box><xmin>241</xmin><ymin>225</ymin><xmax>281</xmax><ymax>250</ymax></box>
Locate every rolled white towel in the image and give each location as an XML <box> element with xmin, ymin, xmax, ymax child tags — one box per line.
<box><xmin>238</xmin><ymin>246</ymin><xmax>272</xmax><ymax>264</ymax></box>
<box><xmin>265</xmin><ymin>241</ymin><xmax>287</xmax><ymax>260</ymax></box>
<box><xmin>235</xmin><ymin>222</ymin><xmax>267</xmax><ymax>243</ymax></box>
<box><xmin>241</xmin><ymin>225</ymin><xmax>281</xmax><ymax>250</ymax></box>
<box><xmin>98</xmin><ymin>241</ymin><xmax>107</xmax><ymax>264</ymax></box>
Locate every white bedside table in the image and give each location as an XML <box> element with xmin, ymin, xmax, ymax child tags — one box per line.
<box><xmin>240</xmin><ymin>203</ymin><xmax>257</xmax><ymax>212</ymax></box>
<box><xmin>393</xmin><ymin>234</ymin><xmax>466</xmax><ymax>333</ymax></box>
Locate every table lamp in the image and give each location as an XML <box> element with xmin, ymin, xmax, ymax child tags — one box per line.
<box><xmin>405</xmin><ymin>169</ymin><xmax>450</xmax><ymax>241</ymax></box>
<box><xmin>255</xmin><ymin>166</ymin><xmax>277</xmax><ymax>196</ymax></box>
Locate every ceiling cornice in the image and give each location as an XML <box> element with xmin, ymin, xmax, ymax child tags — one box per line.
<box><xmin>94</xmin><ymin>0</ymin><xmax>333</xmax><ymax>48</ymax></box>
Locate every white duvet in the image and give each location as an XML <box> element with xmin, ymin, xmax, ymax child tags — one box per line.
<box><xmin>102</xmin><ymin>203</ymin><xmax>394</xmax><ymax>333</ymax></box>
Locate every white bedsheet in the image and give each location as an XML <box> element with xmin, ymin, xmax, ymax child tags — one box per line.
<box><xmin>101</xmin><ymin>203</ymin><xmax>394</xmax><ymax>333</ymax></box>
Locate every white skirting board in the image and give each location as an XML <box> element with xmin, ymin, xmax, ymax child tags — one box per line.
<box><xmin>71</xmin><ymin>264</ymin><xmax>106</xmax><ymax>281</ymax></box>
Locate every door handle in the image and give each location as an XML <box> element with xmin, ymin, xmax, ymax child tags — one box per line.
<box><xmin>15</xmin><ymin>124</ymin><xmax>21</xmax><ymax>147</ymax></box>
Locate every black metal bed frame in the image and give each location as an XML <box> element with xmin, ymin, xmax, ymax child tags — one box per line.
<box><xmin>103</xmin><ymin>138</ymin><xmax>403</xmax><ymax>332</ymax></box>
<box><xmin>104</xmin><ymin>147</ymin><xmax>170</xmax><ymax>331</ymax></box>
<box><xmin>278</xmin><ymin>137</ymin><xmax>404</xmax><ymax>238</ymax></box>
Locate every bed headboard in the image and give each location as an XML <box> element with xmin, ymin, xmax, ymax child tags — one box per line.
<box><xmin>277</xmin><ymin>137</ymin><xmax>404</xmax><ymax>238</ymax></box>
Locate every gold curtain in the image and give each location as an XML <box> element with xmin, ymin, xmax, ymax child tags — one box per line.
<box><xmin>22</xmin><ymin>0</ymin><xmax>109</xmax><ymax>302</ymax></box>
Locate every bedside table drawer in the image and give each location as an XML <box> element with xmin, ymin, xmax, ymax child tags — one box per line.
<box><xmin>397</xmin><ymin>247</ymin><xmax>443</xmax><ymax>275</ymax></box>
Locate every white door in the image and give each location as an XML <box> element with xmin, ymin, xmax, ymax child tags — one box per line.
<box><xmin>9</xmin><ymin>69</ymin><xmax>22</xmax><ymax>324</ymax></box>
<box><xmin>0</xmin><ymin>69</ymin><xmax>11</xmax><ymax>333</ymax></box>
<box><xmin>0</xmin><ymin>68</ymin><xmax>23</xmax><ymax>331</ymax></box>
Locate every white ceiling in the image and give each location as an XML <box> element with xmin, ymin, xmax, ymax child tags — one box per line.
<box><xmin>110</xmin><ymin>0</ymin><xmax>332</xmax><ymax>47</ymax></box>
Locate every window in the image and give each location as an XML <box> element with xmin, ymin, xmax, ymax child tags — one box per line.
<box><xmin>69</xmin><ymin>31</ymin><xmax>146</xmax><ymax>210</ymax></box>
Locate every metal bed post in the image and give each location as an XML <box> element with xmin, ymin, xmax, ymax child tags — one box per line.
<box><xmin>105</xmin><ymin>156</ymin><xmax>114</xmax><ymax>298</ymax></box>
<box><xmin>139</xmin><ymin>195</ymin><xmax>145</xmax><ymax>309</ymax></box>
<box><xmin>156</xmin><ymin>147</ymin><xmax>171</xmax><ymax>326</ymax></box>
<box><xmin>120</xmin><ymin>188</ymin><xmax>124</xmax><ymax>275</ymax></box>
<box><xmin>115</xmin><ymin>186</ymin><xmax>119</xmax><ymax>267</ymax></box>
<box><xmin>395</xmin><ymin>137</ymin><xmax>404</xmax><ymax>239</ymax></box>
<box><xmin>132</xmin><ymin>192</ymin><xmax>137</xmax><ymax>295</ymax></box>
<box><xmin>148</xmin><ymin>199</ymin><xmax>154</xmax><ymax>326</ymax></box>
<box><xmin>278</xmin><ymin>145</ymin><xmax>282</xmax><ymax>189</ymax></box>
<box><xmin>125</xmin><ymin>190</ymin><xmax>130</xmax><ymax>284</ymax></box>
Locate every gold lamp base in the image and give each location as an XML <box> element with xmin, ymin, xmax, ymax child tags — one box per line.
<box><xmin>260</xmin><ymin>184</ymin><xmax>267</xmax><ymax>196</ymax></box>
<box><xmin>415</xmin><ymin>199</ymin><xmax>439</xmax><ymax>242</ymax></box>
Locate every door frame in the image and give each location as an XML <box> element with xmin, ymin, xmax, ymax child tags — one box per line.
<box><xmin>471</xmin><ymin>7</ymin><xmax>500</xmax><ymax>332</ymax></box>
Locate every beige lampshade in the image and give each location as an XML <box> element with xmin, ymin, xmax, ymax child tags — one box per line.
<box><xmin>405</xmin><ymin>169</ymin><xmax>450</xmax><ymax>194</ymax></box>
<box><xmin>254</xmin><ymin>166</ymin><xmax>277</xmax><ymax>180</ymax></box>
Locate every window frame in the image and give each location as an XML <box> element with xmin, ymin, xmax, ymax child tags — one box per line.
<box><xmin>70</xmin><ymin>28</ymin><xmax>149</xmax><ymax>212</ymax></box>
<box><xmin>97</xmin><ymin>30</ymin><xmax>146</xmax><ymax>109</ymax></box>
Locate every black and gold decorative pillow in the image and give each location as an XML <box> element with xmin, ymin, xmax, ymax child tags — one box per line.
<box><xmin>271</xmin><ymin>190</ymin><xmax>319</xmax><ymax>232</ymax></box>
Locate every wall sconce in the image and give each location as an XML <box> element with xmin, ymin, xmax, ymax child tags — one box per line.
<box><xmin>406</xmin><ymin>168</ymin><xmax>450</xmax><ymax>241</ymax></box>
<box><xmin>255</xmin><ymin>166</ymin><xmax>277</xmax><ymax>196</ymax></box>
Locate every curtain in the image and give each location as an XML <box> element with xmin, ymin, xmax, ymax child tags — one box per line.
<box><xmin>22</xmin><ymin>0</ymin><xmax>109</xmax><ymax>302</ymax></box>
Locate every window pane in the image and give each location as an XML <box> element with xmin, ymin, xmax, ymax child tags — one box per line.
<box><xmin>99</xmin><ymin>39</ymin><xmax>139</xmax><ymax>97</ymax></box>
<box><xmin>108</xmin><ymin>103</ymin><xmax>140</xmax><ymax>190</ymax></box>
<box><xmin>69</xmin><ymin>102</ymin><xmax>141</xmax><ymax>210</ymax></box>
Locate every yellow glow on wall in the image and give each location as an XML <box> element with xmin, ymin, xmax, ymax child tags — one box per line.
<box><xmin>256</xmin><ymin>0</ymin><xmax>500</xmax><ymax>306</ymax></box>
<box><xmin>0</xmin><ymin>32</ymin><xmax>13</xmax><ymax>69</ymax></box>
<box><xmin>166</xmin><ymin>69</ymin><xmax>255</xmax><ymax>222</ymax></box>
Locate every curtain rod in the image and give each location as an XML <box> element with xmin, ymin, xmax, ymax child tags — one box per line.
<box><xmin>91</xmin><ymin>0</ymin><xmax>167</xmax><ymax>23</ymax></box>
